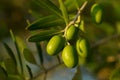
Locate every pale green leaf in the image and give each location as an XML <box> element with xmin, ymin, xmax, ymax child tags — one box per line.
<box><xmin>10</xmin><ymin>30</ymin><xmax>23</xmax><ymax>74</ymax></box>
<box><xmin>59</xmin><ymin>0</ymin><xmax>69</xmax><ymax>25</ymax></box>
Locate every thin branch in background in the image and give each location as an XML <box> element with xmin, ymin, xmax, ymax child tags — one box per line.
<box><xmin>32</xmin><ymin>62</ymin><xmax>63</xmax><ymax>80</ymax></box>
<box><xmin>64</xmin><ymin>1</ymin><xmax>88</xmax><ymax>37</ymax></box>
<box><xmin>91</xmin><ymin>34</ymin><xmax>120</xmax><ymax>48</ymax></box>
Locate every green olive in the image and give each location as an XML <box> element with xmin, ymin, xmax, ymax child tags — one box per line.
<box><xmin>62</xmin><ymin>45</ymin><xmax>78</xmax><ymax>68</ymax></box>
<box><xmin>91</xmin><ymin>3</ymin><xmax>103</xmax><ymax>24</ymax></box>
<box><xmin>76</xmin><ymin>38</ymin><xmax>90</xmax><ymax>58</ymax></box>
<box><xmin>66</xmin><ymin>25</ymin><xmax>78</xmax><ymax>41</ymax></box>
<box><xmin>46</xmin><ymin>35</ymin><xmax>65</xmax><ymax>55</ymax></box>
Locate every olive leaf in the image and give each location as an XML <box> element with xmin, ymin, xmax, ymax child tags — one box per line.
<box><xmin>3</xmin><ymin>42</ymin><xmax>17</xmax><ymax>65</ymax></box>
<box><xmin>59</xmin><ymin>0</ymin><xmax>69</xmax><ymax>25</ymax></box>
<box><xmin>35</xmin><ymin>42</ymin><xmax>43</xmax><ymax>65</ymax></box>
<box><xmin>10</xmin><ymin>30</ymin><xmax>23</xmax><ymax>74</ymax></box>
<box><xmin>26</xmin><ymin>15</ymin><xmax>65</xmax><ymax>30</ymax></box>
<box><xmin>0</xmin><ymin>66</ymin><xmax>8</xmax><ymax>80</ymax></box>
<box><xmin>33</xmin><ymin>0</ymin><xmax>62</xmax><ymax>18</ymax></box>
<box><xmin>15</xmin><ymin>36</ymin><xmax>32</xmax><ymax>78</ymax></box>
<box><xmin>28</xmin><ymin>30</ymin><xmax>64</xmax><ymax>42</ymax></box>
<box><xmin>4</xmin><ymin>59</ymin><xmax>18</xmax><ymax>74</ymax></box>
<box><xmin>26</xmin><ymin>65</ymin><xmax>33</xmax><ymax>79</ymax></box>
<box><xmin>7</xmin><ymin>75</ymin><xmax>23</xmax><ymax>80</ymax></box>
<box><xmin>23</xmin><ymin>48</ymin><xmax>36</xmax><ymax>64</ymax></box>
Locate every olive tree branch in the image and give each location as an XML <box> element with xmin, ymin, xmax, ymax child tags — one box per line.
<box><xmin>91</xmin><ymin>34</ymin><xmax>120</xmax><ymax>48</ymax></box>
<box><xmin>63</xmin><ymin>1</ymin><xmax>88</xmax><ymax>37</ymax></box>
<box><xmin>31</xmin><ymin>62</ymin><xmax>63</xmax><ymax>80</ymax></box>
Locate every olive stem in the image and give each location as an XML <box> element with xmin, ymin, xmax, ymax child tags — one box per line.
<box><xmin>63</xmin><ymin>1</ymin><xmax>88</xmax><ymax>37</ymax></box>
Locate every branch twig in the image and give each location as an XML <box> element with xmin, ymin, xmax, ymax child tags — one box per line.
<box><xmin>63</xmin><ymin>1</ymin><xmax>88</xmax><ymax>37</ymax></box>
<box><xmin>91</xmin><ymin>34</ymin><xmax>120</xmax><ymax>48</ymax></box>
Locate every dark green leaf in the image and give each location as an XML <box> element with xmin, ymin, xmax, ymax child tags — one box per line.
<box><xmin>26</xmin><ymin>65</ymin><xmax>33</xmax><ymax>79</ymax></box>
<box><xmin>35</xmin><ymin>42</ymin><xmax>43</xmax><ymax>65</ymax></box>
<box><xmin>33</xmin><ymin>0</ymin><xmax>62</xmax><ymax>18</ymax></box>
<box><xmin>28</xmin><ymin>30</ymin><xmax>64</xmax><ymax>42</ymax></box>
<box><xmin>59</xmin><ymin>0</ymin><xmax>69</xmax><ymax>25</ymax></box>
<box><xmin>23</xmin><ymin>48</ymin><xmax>36</xmax><ymax>64</ymax></box>
<box><xmin>26</xmin><ymin>15</ymin><xmax>65</xmax><ymax>30</ymax></box>
<box><xmin>4</xmin><ymin>59</ymin><xmax>18</xmax><ymax>74</ymax></box>
<box><xmin>0</xmin><ymin>66</ymin><xmax>8</xmax><ymax>80</ymax></box>
<box><xmin>3</xmin><ymin>42</ymin><xmax>17</xmax><ymax>65</ymax></box>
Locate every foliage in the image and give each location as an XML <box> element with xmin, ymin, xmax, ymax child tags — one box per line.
<box><xmin>0</xmin><ymin>0</ymin><xmax>120</xmax><ymax>80</ymax></box>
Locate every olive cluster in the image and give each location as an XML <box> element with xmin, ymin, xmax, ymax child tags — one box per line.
<box><xmin>46</xmin><ymin>3</ymin><xmax>102</xmax><ymax>68</ymax></box>
<box><xmin>46</xmin><ymin>23</ymin><xmax>90</xmax><ymax>68</ymax></box>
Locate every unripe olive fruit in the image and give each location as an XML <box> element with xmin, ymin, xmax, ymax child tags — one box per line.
<box><xmin>46</xmin><ymin>35</ymin><xmax>65</xmax><ymax>55</ymax></box>
<box><xmin>66</xmin><ymin>25</ymin><xmax>78</xmax><ymax>41</ymax></box>
<box><xmin>76</xmin><ymin>38</ymin><xmax>90</xmax><ymax>58</ymax></box>
<box><xmin>91</xmin><ymin>3</ymin><xmax>103</xmax><ymax>24</ymax></box>
<box><xmin>62</xmin><ymin>45</ymin><xmax>78</xmax><ymax>68</ymax></box>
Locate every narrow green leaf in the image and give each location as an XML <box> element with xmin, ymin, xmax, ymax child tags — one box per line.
<box><xmin>59</xmin><ymin>0</ymin><xmax>69</xmax><ymax>25</ymax></box>
<box><xmin>26</xmin><ymin>15</ymin><xmax>65</xmax><ymax>30</ymax></box>
<box><xmin>15</xmin><ymin>36</ymin><xmax>27</xmax><ymax>52</ymax></box>
<box><xmin>26</xmin><ymin>65</ymin><xmax>33</xmax><ymax>79</ymax></box>
<box><xmin>23</xmin><ymin>48</ymin><xmax>36</xmax><ymax>64</ymax></box>
<box><xmin>10</xmin><ymin>29</ymin><xmax>15</xmax><ymax>42</ymax></box>
<box><xmin>33</xmin><ymin>0</ymin><xmax>62</xmax><ymax>18</ymax></box>
<box><xmin>3</xmin><ymin>42</ymin><xmax>17</xmax><ymax>65</ymax></box>
<box><xmin>0</xmin><ymin>66</ymin><xmax>8</xmax><ymax>80</ymax></box>
<box><xmin>28</xmin><ymin>30</ymin><xmax>64</xmax><ymax>42</ymax></box>
<box><xmin>15</xmin><ymin>36</ymin><xmax>31</xmax><ymax>78</ymax></box>
<box><xmin>7</xmin><ymin>75</ymin><xmax>22</xmax><ymax>80</ymax></box>
<box><xmin>10</xmin><ymin>30</ymin><xmax>23</xmax><ymax>74</ymax></box>
<box><xmin>4</xmin><ymin>59</ymin><xmax>18</xmax><ymax>74</ymax></box>
<box><xmin>35</xmin><ymin>42</ymin><xmax>43</xmax><ymax>65</ymax></box>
